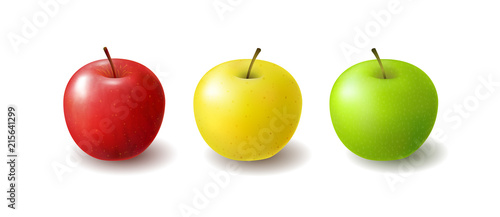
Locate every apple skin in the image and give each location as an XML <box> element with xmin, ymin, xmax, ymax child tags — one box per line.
<box><xmin>194</xmin><ymin>59</ymin><xmax>302</xmax><ymax>161</ymax></box>
<box><xmin>64</xmin><ymin>59</ymin><xmax>165</xmax><ymax>161</ymax></box>
<box><xmin>330</xmin><ymin>59</ymin><xmax>438</xmax><ymax>161</ymax></box>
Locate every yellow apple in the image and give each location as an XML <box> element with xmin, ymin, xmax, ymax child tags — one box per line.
<box><xmin>194</xmin><ymin>49</ymin><xmax>302</xmax><ymax>161</ymax></box>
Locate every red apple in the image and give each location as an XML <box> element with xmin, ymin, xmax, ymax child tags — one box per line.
<box><xmin>64</xmin><ymin>47</ymin><xmax>165</xmax><ymax>161</ymax></box>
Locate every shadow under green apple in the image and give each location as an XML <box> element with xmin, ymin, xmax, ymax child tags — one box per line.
<box><xmin>347</xmin><ymin>137</ymin><xmax>447</xmax><ymax>172</ymax></box>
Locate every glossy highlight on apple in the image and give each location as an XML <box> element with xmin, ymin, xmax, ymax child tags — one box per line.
<box><xmin>330</xmin><ymin>48</ymin><xmax>438</xmax><ymax>161</ymax></box>
<box><xmin>194</xmin><ymin>48</ymin><xmax>302</xmax><ymax>161</ymax></box>
<box><xmin>63</xmin><ymin>47</ymin><xmax>165</xmax><ymax>161</ymax></box>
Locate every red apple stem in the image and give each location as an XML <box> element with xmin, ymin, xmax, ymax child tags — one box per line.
<box><xmin>246</xmin><ymin>48</ymin><xmax>262</xmax><ymax>79</ymax></box>
<box><xmin>103</xmin><ymin>47</ymin><xmax>117</xmax><ymax>78</ymax></box>
<box><xmin>371</xmin><ymin>48</ymin><xmax>387</xmax><ymax>79</ymax></box>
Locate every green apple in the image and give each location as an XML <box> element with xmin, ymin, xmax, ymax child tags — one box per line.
<box><xmin>194</xmin><ymin>48</ymin><xmax>302</xmax><ymax>161</ymax></box>
<box><xmin>330</xmin><ymin>49</ymin><xmax>438</xmax><ymax>161</ymax></box>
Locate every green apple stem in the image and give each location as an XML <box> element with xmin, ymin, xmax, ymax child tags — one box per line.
<box><xmin>246</xmin><ymin>48</ymin><xmax>262</xmax><ymax>79</ymax></box>
<box><xmin>103</xmin><ymin>47</ymin><xmax>117</xmax><ymax>78</ymax></box>
<box><xmin>371</xmin><ymin>48</ymin><xmax>387</xmax><ymax>79</ymax></box>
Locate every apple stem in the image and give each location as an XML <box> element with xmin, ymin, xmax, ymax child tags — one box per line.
<box><xmin>103</xmin><ymin>47</ymin><xmax>117</xmax><ymax>78</ymax></box>
<box><xmin>246</xmin><ymin>48</ymin><xmax>261</xmax><ymax>79</ymax></box>
<box><xmin>371</xmin><ymin>48</ymin><xmax>387</xmax><ymax>79</ymax></box>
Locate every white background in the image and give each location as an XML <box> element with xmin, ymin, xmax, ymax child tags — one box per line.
<box><xmin>1</xmin><ymin>0</ymin><xmax>500</xmax><ymax>216</ymax></box>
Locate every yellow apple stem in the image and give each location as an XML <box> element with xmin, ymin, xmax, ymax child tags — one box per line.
<box><xmin>371</xmin><ymin>48</ymin><xmax>387</xmax><ymax>79</ymax></box>
<box><xmin>103</xmin><ymin>47</ymin><xmax>117</xmax><ymax>78</ymax></box>
<box><xmin>246</xmin><ymin>48</ymin><xmax>262</xmax><ymax>79</ymax></box>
